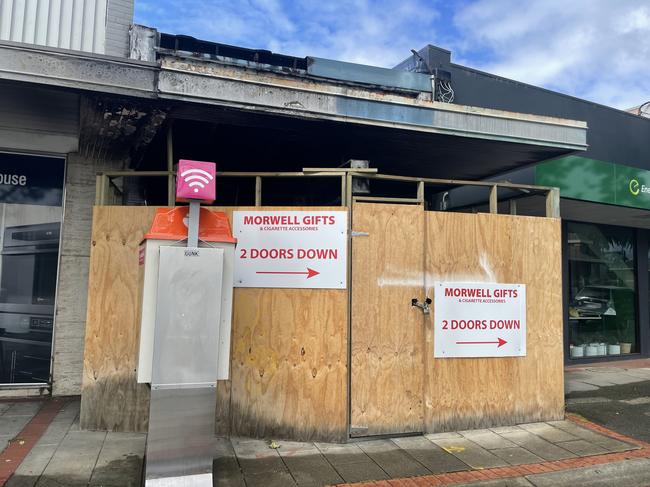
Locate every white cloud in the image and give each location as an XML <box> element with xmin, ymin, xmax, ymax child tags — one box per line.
<box><xmin>136</xmin><ymin>0</ymin><xmax>442</xmax><ymax>67</ymax></box>
<box><xmin>453</xmin><ymin>0</ymin><xmax>650</xmax><ymax>108</ymax></box>
<box><xmin>135</xmin><ymin>0</ymin><xmax>650</xmax><ymax>108</ymax></box>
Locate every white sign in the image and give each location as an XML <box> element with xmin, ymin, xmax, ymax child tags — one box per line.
<box><xmin>233</xmin><ymin>211</ymin><xmax>347</xmax><ymax>289</ymax></box>
<box><xmin>434</xmin><ymin>282</ymin><xmax>526</xmax><ymax>358</ymax></box>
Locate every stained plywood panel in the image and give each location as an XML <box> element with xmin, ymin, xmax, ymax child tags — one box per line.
<box><xmin>81</xmin><ymin>205</ymin><xmax>348</xmax><ymax>442</ymax></box>
<box><xmin>351</xmin><ymin>203</ymin><xmax>425</xmax><ymax>436</ymax></box>
<box><xmin>424</xmin><ymin>212</ymin><xmax>563</xmax><ymax>432</ymax></box>
<box><xmin>228</xmin><ymin>206</ymin><xmax>348</xmax><ymax>442</ymax></box>
<box><xmin>80</xmin><ymin>206</ymin><xmax>156</xmax><ymax>432</ymax></box>
<box><xmin>230</xmin><ymin>287</ymin><xmax>348</xmax><ymax>442</ymax></box>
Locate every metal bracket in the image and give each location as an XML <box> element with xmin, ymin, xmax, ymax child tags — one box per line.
<box><xmin>351</xmin><ymin>231</ymin><xmax>369</xmax><ymax>237</ymax></box>
<box><xmin>411</xmin><ymin>297</ymin><xmax>432</xmax><ymax>315</ymax></box>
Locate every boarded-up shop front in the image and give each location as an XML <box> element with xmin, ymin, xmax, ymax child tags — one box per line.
<box><xmin>79</xmin><ymin>169</ymin><xmax>563</xmax><ymax>443</ymax></box>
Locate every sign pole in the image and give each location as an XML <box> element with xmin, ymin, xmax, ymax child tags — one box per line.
<box><xmin>143</xmin><ymin>160</ymin><xmax>219</xmax><ymax>487</ymax></box>
<box><xmin>188</xmin><ymin>200</ymin><xmax>200</xmax><ymax>248</ymax></box>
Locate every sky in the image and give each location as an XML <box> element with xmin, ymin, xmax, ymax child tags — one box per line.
<box><xmin>135</xmin><ymin>0</ymin><xmax>650</xmax><ymax>110</ymax></box>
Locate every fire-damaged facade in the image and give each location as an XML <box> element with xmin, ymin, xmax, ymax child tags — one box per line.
<box><xmin>8</xmin><ymin>0</ymin><xmax>650</xmax><ymax>415</ymax></box>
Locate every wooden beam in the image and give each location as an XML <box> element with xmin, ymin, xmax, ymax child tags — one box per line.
<box><xmin>489</xmin><ymin>185</ymin><xmax>498</xmax><ymax>214</ymax></box>
<box><xmin>545</xmin><ymin>188</ymin><xmax>560</xmax><ymax>218</ymax></box>
<box><xmin>353</xmin><ymin>196</ymin><xmax>422</xmax><ymax>204</ymax></box>
<box><xmin>255</xmin><ymin>177</ymin><xmax>262</xmax><ymax>206</ymax></box>
<box><xmin>303</xmin><ymin>167</ymin><xmax>378</xmax><ymax>173</ymax></box>
<box><xmin>417</xmin><ymin>181</ymin><xmax>425</xmax><ymax>204</ymax></box>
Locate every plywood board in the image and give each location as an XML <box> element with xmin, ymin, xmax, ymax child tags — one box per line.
<box><xmin>423</xmin><ymin>212</ymin><xmax>564</xmax><ymax>431</ymax></box>
<box><xmin>230</xmin><ymin>287</ymin><xmax>348</xmax><ymax>442</ymax></box>
<box><xmin>80</xmin><ymin>206</ymin><xmax>348</xmax><ymax>442</ymax></box>
<box><xmin>80</xmin><ymin>206</ymin><xmax>156</xmax><ymax>432</ymax></box>
<box><xmin>350</xmin><ymin>203</ymin><xmax>425</xmax><ymax>436</ymax></box>
<box><xmin>228</xmin><ymin>206</ymin><xmax>348</xmax><ymax>442</ymax></box>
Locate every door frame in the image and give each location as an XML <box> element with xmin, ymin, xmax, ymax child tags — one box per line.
<box><xmin>347</xmin><ymin>192</ymin><xmax>428</xmax><ymax>438</ymax></box>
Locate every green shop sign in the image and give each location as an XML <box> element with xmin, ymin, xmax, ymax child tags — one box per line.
<box><xmin>536</xmin><ymin>156</ymin><xmax>650</xmax><ymax>211</ymax></box>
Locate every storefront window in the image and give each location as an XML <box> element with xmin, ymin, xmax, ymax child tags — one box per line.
<box><xmin>0</xmin><ymin>153</ymin><xmax>64</xmax><ymax>384</ymax></box>
<box><xmin>567</xmin><ymin>222</ymin><xmax>637</xmax><ymax>359</ymax></box>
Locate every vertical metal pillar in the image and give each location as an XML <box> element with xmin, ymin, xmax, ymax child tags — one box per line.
<box><xmin>166</xmin><ymin>123</ymin><xmax>175</xmax><ymax>206</ymax></box>
<box><xmin>143</xmin><ymin>202</ymin><xmax>220</xmax><ymax>487</ymax></box>
<box><xmin>188</xmin><ymin>201</ymin><xmax>200</xmax><ymax>248</ymax></box>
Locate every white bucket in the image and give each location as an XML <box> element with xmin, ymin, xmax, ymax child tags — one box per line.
<box><xmin>608</xmin><ymin>344</ymin><xmax>621</xmax><ymax>355</ymax></box>
<box><xmin>570</xmin><ymin>345</ymin><xmax>584</xmax><ymax>358</ymax></box>
<box><xmin>585</xmin><ymin>345</ymin><xmax>599</xmax><ymax>357</ymax></box>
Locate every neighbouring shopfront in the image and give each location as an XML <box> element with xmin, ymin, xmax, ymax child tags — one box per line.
<box><xmin>0</xmin><ymin>152</ymin><xmax>65</xmax><ymax>386</ymax></box>
<box><xmin>537</xmin><ymin>156</ymin><xmax>650</xmax><ymax>363</ymax></box>
<box><xmin>566</xmin><ymin>222</ymin><xmax>637</xmax><ymax>358</ymax></box>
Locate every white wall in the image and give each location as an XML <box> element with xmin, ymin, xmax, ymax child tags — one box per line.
<box><xmin>0</xmin><ymin>0</ymin><xmax>134</xmax><ymax>56</ymax></box>
<box><xmin>0</xmin><ymin>82</ymin><xmax>79</xmax><ymax>154</ymax></box>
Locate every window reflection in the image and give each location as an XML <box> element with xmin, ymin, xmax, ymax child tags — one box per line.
<box><xmin>0</xmin><ymin>154</ymin><xmax>64</xmax><ymax>384</ymax></box>
<box><xmin>568</xmin><ymin>222</ymin><xmax>637</xmax><ymax>359</ymax></box>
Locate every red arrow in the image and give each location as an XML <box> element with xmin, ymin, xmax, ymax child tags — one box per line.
<box><xmin>256</xmin><ymin>268</ymin><xmax>320</xmax><ymax>279</ymax></box>
<box><xmin>456</xmin><ymin>337</ymin><xmax>507</xmax><ymax>348</ymax></box>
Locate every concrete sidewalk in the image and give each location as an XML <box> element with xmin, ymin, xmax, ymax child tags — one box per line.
<box><xmin>565</xmin><ymin>359</ymin><xmax>650</xmax><ymax>394</ymax></box>
<box><xmin>0</xmin><ymin>397</ymin><xmax>646</xmax><ymax>487</ymax></box>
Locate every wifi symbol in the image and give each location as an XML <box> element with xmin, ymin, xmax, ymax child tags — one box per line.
<box><xmin>180</xmin><ymin>168</ymin><xmax>214</xmax><ymax>193</ymax></box>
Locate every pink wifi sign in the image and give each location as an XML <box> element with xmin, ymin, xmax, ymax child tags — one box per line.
<box><xmin>176</xmin><ymin>160</ymin><xmax>216</xmax><ymax>203</ymax></box>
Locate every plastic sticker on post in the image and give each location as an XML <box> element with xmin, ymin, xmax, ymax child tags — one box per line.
<box><xmin>176</xmin><ymin>159</ymin><xmax>216</xmax><ymax>203</ymax></box>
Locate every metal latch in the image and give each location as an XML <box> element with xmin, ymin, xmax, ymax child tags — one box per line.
<box><xmin>411</xmin><ymin>297</ymin><xmax>432</xmax><ymax>315</ymax></box>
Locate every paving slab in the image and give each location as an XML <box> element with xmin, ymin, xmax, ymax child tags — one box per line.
<box><xmin>35</xmin><ymin>412</ymin><xmax>79</xmax><ymax>447</ymax></box>
<box><xmin>620</xmin><ymin>368</ymin><xmax>650</xmax><ymax>379</ymax></box>
<box><xmin>277</xmin><ymin>440</ymin><xmax>343</xmax><ymax>486</ymax></box>
<box><xmin>3</xmin><ymin>402</ymin><xmax>42</xmax><ymax>417</ymax></box>
<box><xmin>329</xmin><ymin>460</ymin><xmax>389</xmax><ymax>483</ymax></box>
<box><xmin>489</xmin><ymin>426</ymin><xmax>524</xmax><ymax>435</ymax></box>
<box><xmin>547</xmin><ymin>420</ymin><xmax>637</xmax><ymax>452</ymax></box>
<box><xmin>489</xmin><ymin>446</ymin><xmax>544</xmax><ymax>466</ymax></box>
<box><xmin>430</xmin><ymin>437</ymin><xmax>507</xmax><ymax>469</ymax></box>
<box><xmin>391</xmin><ymin>436</ymin><xmax>470</xmax><ymax>473</ymax></box>
<box><xmin>243</xmin><ymin>469</ymin><xmax>297</xmax><ymax>487</ymax></box>
<box><xmin>0</xmin><ymin>416</ymin><xmax>34</xmax><ymax>439</ymax></box>
<box><xmin>425</xmin><ymin>431</ymin><xmax>462</xmax><ymax>440</ymax></box>
<box><xmin>554</xmin><ymin>439</ymin><xmax>608</xmax><ymax>457</ymax></box>
<box><xmin>279</xmin><ymin>454</ymin><xmax>343</xmax><ymax>486</ymax></box>
<box><xmin>498</xmin><ymin>430</ymin><xmax>576</xmax><ymax>461</ymax></box>
<box><xmin>517</xmin><ymin>423</ymin><xmax>579</xmax><ymax>443</ymax></box>
<box><xmin>231</xmin><ymin>437</ymin><xmax>287</xmax><ymax>475</ymax></box>
<box><xmin>564</xmin><ymin>381</ymin><xmax>599</xmax><ymax>393</ymax></box>
<box><xmin>595</xmin><ymin>373</ymin><xmax>648</xmax><ymax>386</ymax></box>
<box><xmin>88</xmin><ymin>432</ymin><xmax>145</xmax><ymax>487</ymax></box>
<box><xmin>459</xmin><ymin>429</ymin><xmax>518</xmax><ymax>450</ymax></box>
<box><xmin>34</xmin><ymin>430</ymin><xmax>106</xmax><ymax>487</ymax></box>
<box><xmin>356</xmin><ymin>439</ymin><xmax>430</xmax><ymax>478</ymax></box>
<box><xmin>214</xmin><ymin>437</ymin><xmax>246</xmax><ymax>487</ymax></box>
<box><xmin>577</xmin><ymin>377</ymin><xmax>621</xmax><ymax>387</ymax></box>
<box><xmin>315</xmin><ymin>442</ymin><xmax>389</xmax><ymax>483</ymax></box>
<box><xmin>566</xmin><ymin>397</ymin><xmax>612</xmax><ymax>405</ymax></box>
<box><xmin>526</xmin><ymin>458</ymin><xmax>650</xmax><ymax>487</ymax></box>
<box><xmin>314</xmin><ymin>443</ymin><xmax>369</xmax><ymax>466</ymax></box>
<box><xmin>277</xmin><ymin>440</ymin><xmax>322</xmax><ymax>457</ymax></box>
<box><xmin>620</xmin><ymin>396</ymin><xmax>650</xmax><ymax>405</ymax></box>
<box><xmin>0</xmin><ymin>434</ymin><xmax>12</xmax><ymax>451</ymax></box>
<box><xmin>5</xmin><ymin>444</ymin><xmax>59</xmax><ymax>487</ymax></box>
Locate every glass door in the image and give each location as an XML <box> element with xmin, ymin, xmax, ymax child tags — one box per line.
<box><xmin>0</xmin><ymin>152</ymin><xmax>65</xmax><ymax>385</ymax></box>
<box><xmin>567</xmin><ymin>222</ymin><xmax>638</xmax><ymax>359</ymax></box>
